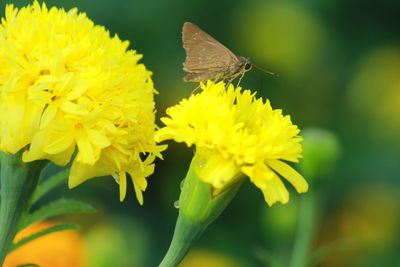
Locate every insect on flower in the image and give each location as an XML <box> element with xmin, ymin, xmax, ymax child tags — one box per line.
<box><xmin>182</xmin><ymin>22</ymin><xmax>278</xmax><ymax>87</ymax></box>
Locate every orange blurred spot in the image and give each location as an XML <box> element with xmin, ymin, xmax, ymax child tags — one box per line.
<box><xmin>3</xmin><ymin>221</ymin><xmax>86</xmax><ymax>267</ymax></box>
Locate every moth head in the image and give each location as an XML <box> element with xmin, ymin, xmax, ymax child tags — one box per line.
<box><xmin>244</xmin><ymin>62</ymin><xmax>252</xmax><ymax>71</ymax></box>
<box><xmin>239</xmin><ymin>57</ymin><xmax>252</xmax><ymax>71</ymax></box>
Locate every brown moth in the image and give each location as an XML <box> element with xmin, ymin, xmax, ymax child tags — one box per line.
<box><xmin>182</xmin><ymin>22</ymin><xmax>277</xmax><ymax>85</ymax></box>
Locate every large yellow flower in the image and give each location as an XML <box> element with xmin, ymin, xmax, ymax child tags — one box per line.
<box><xmin>156</xmin><ymin>81</ymin><xmax>307</xmax><ymax>205</ymax></box>
<box><xmin>0</xmin><ymin>1</ymin><xmax>164</xmax><ymax>204</ymax></box>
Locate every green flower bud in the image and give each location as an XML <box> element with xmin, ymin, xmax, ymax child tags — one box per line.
<box><xmin>299</xmin><ymin>128</ymin><xmax>340</xmax><ymax>179</ymax></box>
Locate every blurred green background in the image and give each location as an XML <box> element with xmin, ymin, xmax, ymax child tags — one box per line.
<box><xmin>1</xmin><ymin>0</ymin><xmax>399</xmax><ymax>266</ymax></box>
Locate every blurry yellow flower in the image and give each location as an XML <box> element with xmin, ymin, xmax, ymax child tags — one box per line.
<box><xmin>234</xmin><ymin>1</ymin><xmax>326</xmax><ymax>76</ymax></box>
<box><xmin>85</xmin><ymin>217</ymin><xmax>151</xmax><ymax>267</ymax></box>
<box><xmin>347</xmin><ymin>46</ymin><xmax>400</xmax><ymax>140</ymax></box>
<box><xmin>318</xmin><ymin>184</ymin><xmax>400</xmax><ymax>266</ymax></box>
<box><xmin>0</xmin><ymin>1</ymin><xmax>164</xmax><ymax>203</ymax></box>
<box><xmin>180</xmin><ymin>249</ymin><xmax>246</xmax><ymax>267</ymax></box>
<box><xmin>3</xmin><ymin>221</ymin><xmax>86</xmax><ymax>267</ymax></box>
<box><xmin>337</xmin><ymin>185</ymin><xmax>399</xmax><ymax>249</ymax></box>
<box><xmin>156</xmin><ymin>81</ymin><xmax>307</xmax><ymax>206</ymax></box>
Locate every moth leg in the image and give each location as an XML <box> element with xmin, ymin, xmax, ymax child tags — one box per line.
<box><xmin>190</xmin><ymin>84</ymin><xmax>201</xmax><ymax>95</ymax></box>
<box><xmin>236</xmin><ymin>72</ymin><xmax>246</xmax><ymax>88</ymax></box>
<box><xmin>226</xmin><ymin>73</ymin><xmax>241</xmax><ymax>88</ymax></box>
<box><xmin>226</xmin><ymin>77</ymin><xmax>234</xmax><ymax>88</ymax></box>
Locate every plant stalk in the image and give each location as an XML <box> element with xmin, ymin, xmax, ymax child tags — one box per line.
<box><xmin>159</xmin><ymin>155</ymin><xmax>243</xmax><ymax>267</ymax></box>
<box><xmin>0</xmin><ymin>151</ymin><xmax>46</xmax><ymax>264</ymax></box>
<box><xmin>289</xmin><ymin>189</ymin><xmax>318</xmax><ymax>267</ymax></box>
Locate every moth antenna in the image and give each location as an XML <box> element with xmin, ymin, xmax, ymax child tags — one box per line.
<box><xmin>253</xmin><ymin>64</ymin><xmax>279</xmax><ymax>77</ymax></box>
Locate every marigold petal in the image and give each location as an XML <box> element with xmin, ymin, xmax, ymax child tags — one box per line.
<box><xmin>40</xmin><ymin>104</ymin><xmax>58</xmax><ymax>128</ymax></box>
<box><xmin>133</xmin><ymin>182</ymin><xmax>144</xmax><ymax>206</ymax></box>
<box><xmin>267</xmin><ymin>159</ymin><xmax>308</xmax><ymax>193</ymax></box>
<box><xmin>69</xmin><ymin>157</ymin><xmax>112</xmax><ymax>188</ymax></box>
<box><xmin>242</xmin><ymin>164</ymin><xmax>289</xmax><ymax>206</ymax></box>
<box><xmin>87</xmin><ymin>129</ymin><xmax>110</xmax><ymax>148</ymax></box>
<box><xmin>119</xmin><ymin>172</ymin><xmax>127</xmax><ymax>202</ymax></box>
<box><xmin>76</xmin><ymin>134</ymin><xmax>98</xmax><ymax>165</ymax></box>
<box><xmin>59</xmin><ymin>100</ymin><xmax>86</xmax><ymax>115</ymax></box>
<box><xmin>42</xmin><ymin>124</ymin><xmax>76</xmax><ymax>154</ymax></box>
<box><xmin>23</xmin><ymin>136</ymin><xmax>75</xmax><ymax>166</ymax></box>
<box><xmin>261</xmin><ymin>174</ymin><xmax>289</xmax><ymax>206</ymax></box>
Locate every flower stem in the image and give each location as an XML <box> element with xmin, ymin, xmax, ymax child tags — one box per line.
<box><xmin>0</xmin><ymin>151</ymin><xmax>47</xmax><ymax>264</ymax></box>
<box><xmin>159</xmin><ymin>214</ymin><xmax>205</xmax><ymax>267</ymax></box>
<box><xmin>159</xmin><ymin>155</ymin><xmax>243</xmax><ymax>267</ymax></box>
<box><xmin>289</xmin><ymin>189</ymin><xmax>317</xmax><ymax>267</ymax></box>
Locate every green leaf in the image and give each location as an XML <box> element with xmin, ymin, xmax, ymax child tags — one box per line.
<box><xmin>30</xmin><ymin>169</ymin><xmax>70</xmax><ymax>205</ymax></box>
<box><xmin>18</xmin><ymin>198</ymin><xmax>96</xmax><ymax>231</ymax></box>
<box><xmin>17</xmin><ymin>264</ymin><xmax>40</xmax><ymax>267</ymax></box>
<box><xmin>9</xmin><ymin>224</ymin><xmax>80</xmax><ymax>253</ymax></box>
<box><xmin>308</xmin><ymin>239</ymin><xmax>353</xmax><ymax>266</ymax></box>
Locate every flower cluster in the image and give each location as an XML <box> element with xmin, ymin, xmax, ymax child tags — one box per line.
<box><xmin>156</xmin><ymin>81</ymin><xmax>307</xmax><ymax>205</ymax></box>
<box><xmin>0</xmin><ymin>1</ymin><xmax>164</xmax><ymax>203</ymax></box>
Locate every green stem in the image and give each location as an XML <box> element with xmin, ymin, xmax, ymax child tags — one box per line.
<box><xmin>289</xmin><ymin>190</ymin><xmax>317</xmax><ymax>267</ymax></box>
<box><xmin>159</xmin><ymin>155</ymin><xmax>243</xmax><ymax>267</ymax></box>
<box><xmin>0</xmin><ymin>151</ymin><xmax>47</xmax><ymax>265</ymax></box>
<box><xmin>159</xmin><ymin>215</ymin><xmax>205</xmax><ymax>267</ymax></box>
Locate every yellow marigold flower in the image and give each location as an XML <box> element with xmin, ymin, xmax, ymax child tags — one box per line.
<box><xmin>156</xmin><ymin>81</ymin><xmax>308</xmax><ymax>205</ymax></box>
<box><xmin>0</xmin><ymin>1</ymin><xmax>164</xmax><ymax>203</ymax></box>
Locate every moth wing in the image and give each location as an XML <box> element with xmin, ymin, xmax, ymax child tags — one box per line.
<box><xmin>182</xmin><ymin>22</ymin><xmax>239</xmax><ymax>73</ymax></box>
